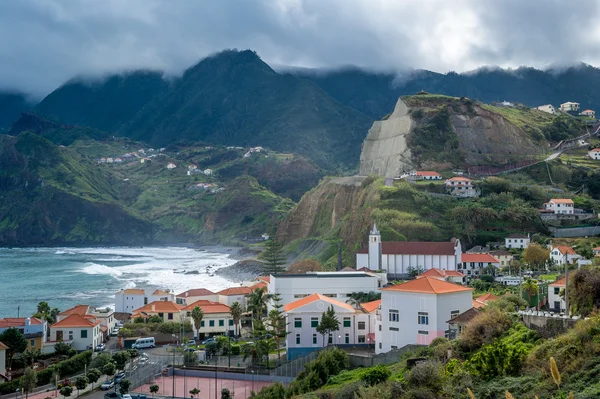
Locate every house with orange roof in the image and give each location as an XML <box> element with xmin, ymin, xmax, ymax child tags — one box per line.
<box><xmin>131</xmin><ymin>301</ymin><xmax>184</xmax><ymax>322</ymax></box>
<box><xmin>548</xmin><ymin>276</ymin><xmax>567</xmax><ymax>312</ymax></box>
<box><xmin>376</xmin><ymin>277</ymin><xmax>473</xmax><ymax>354</ymax></box>
<box><xmin>0</xmin><ymin>317</ymin><xmax>47</xmax><ymax>350</ymax></box>
<box><xmin>589</xmin><ymin>148</ymin><xmax>600</xmax><ymax>160</ymax></box>
<box><xmin>58</xmin><ymin>305</ymin><xmax>118</xmax><ymax>340</ymax></box>
<box><xmin>284</xmin><ymin>294</ymin><xmax>377</xmax><ymax>359</ymax></box>
<box><xmin>49</xmin><ymin>314</ymin><xmax>102</xmax><ymax>351</ymax></box>
<box><xmin>580</xmin><ymin>109</ymin><xmax>595</xmax><ymax>119</ymax></box>
<box><xmin>460</xmin><ymin>253</ymin><xmax>500</xmax><ymax>278</ymax></box>
<box><xmin>416</xmin><ymin>268</ymin><xmax>465</xmax><ymax>284</ymax></box>
<box><xmin>543</xmin><ymin>199</ymin><xmax>574</xmax><ymax>215</ymax></box>
<box><xmin>549</xmin><ymin>245</ymin><xmax>580</xmax><ymax>266</ymax></box>
<box><xmin>175</xmin><ymin>288</ymin><xmax>218</xmax><ymax>306</ymax></box>
<box><xmin>445</xmin><ymin>176</ymin><xmax>479</xmax><ymax>198</ymax></box>
<box><xmin>594</xmin><ymin>246</ymin><xmax>600</xmax><ymax>257</ymax></box>
<box><xmin>182</xmin><ymin>300</ymin><xmax>235</xmax><ymax>339</ymax></box>
<box><xmin>447</xmin><ymin>307</ymin><xmax>480</xmax><ymax>338</ymax></box>
<box><xmin>216</xmin><ymin>286</ymin><xmax>255</xmax><ymax>308</ymax></box>
<box><xmin>476</xmin><ymin>293</ymin><xmax>500</xmax><ymax>303</ymax></box>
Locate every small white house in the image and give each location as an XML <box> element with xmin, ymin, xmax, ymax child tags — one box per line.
<box><xmin>182</xmin><ymin>300</ymin><xmax>235</xmax><ymax>339</ymax></box>
<box><xmin>505</xmin><ymin>234</ymin><xmax>530</xmax><ymax>249</ymax></box>
<box><xmin>589</xmin><ymin>149</ymin><xmax>600</xmax><ymax>160</ymax></box>
<box><xmin>580</xmin><ymin>109</ymin><xmax>596</xmax><ymax>118</ymax></box>
<box><xmin>560</xmin><ymin>102</ymin><xmax>580</xmax><ymax>112</ymax></box>
<box><xmin>445</xmin><ymin>177</ymin><xmax>478</xmax><ymax>198</ymax></box>
<box><xmin>413</xmin><ymin>171</ymin><xmax>442</xmax><ymax>180</ymax></box>
<box><xmin>167</xmin><ymin>163</ymin><xmax>177</xmax><ymax>169</ymax></box>
<box><xmin>459</xmin><ymin>253</ymin><xmax>500</xmax><ymax>277</ymax></box>
<box><xmin>537</xmin><ymin>104</ymin><xmax>556</xmax><ymax>115</ymax></box>
<box><xmin>204</xmin><ymin>169</ymin><xmax>213</xmax><ymax>175</ymax></box>
<box><xmin>550</xmin><ymin>246</ymin><xmax>580</xmax><ymax>266</ymax></box>
<box><xmin>544</xmin><ymin>199</ymin><xmax>574</xmax><ymax>214</ymax></box>
<box><xmin>49</xmin><ymin>314</ymin><xmax>102</xmax><ymax>351</ymax></box>
<box><xmin>176</xmin><ymin>288</ymin><xmax>219</xmax><ymax>305</ymax></box>
<box><xmin>548</xmin><ymin>276</ymin><xmax>566</xmax><ymax>312</ymax></box>
<box><xmin>284</xmin><ymin>294</ymin><xmax>377</xmax><ymax>359</ymax></box>
<box><xmin>376</xmin><ymin>277</ymin><xmax>473</xmax><ymax>354</ymax></box>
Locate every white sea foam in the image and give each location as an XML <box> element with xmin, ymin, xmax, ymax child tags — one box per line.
<box><xmin>79</xmin><ymin>263</ymin><xmax>123</xmax><ymax>277</ymax></box>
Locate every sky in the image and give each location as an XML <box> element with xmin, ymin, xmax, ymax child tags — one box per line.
<box><xmin>1</xmin><ymin>0</ymin><xmax>600</xmax><ymax>98</ymax></box>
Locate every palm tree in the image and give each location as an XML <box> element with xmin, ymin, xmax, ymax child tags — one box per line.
<box><xmin>190</xmin><ymin>306</ymin><xmax>204</xmax><ymax>342</ymax></box>
<box><xmin>345</xmin><ymin>297</ymin><xmax>361</xmax><ymax>310</ymax></box>
<box><xmin>230</xmin><ymin>301</ymin><xmax>243</xmax><ymax>337</ymax></box>
<box><xmin>247</xmin><ymin>287</ymin><xmax>272</xmax><ymax>321</ymax></box>
<box><xmin>523</xmin><ymin>278</ymin><xmax>539</xmax><ymax>307</ymax></box>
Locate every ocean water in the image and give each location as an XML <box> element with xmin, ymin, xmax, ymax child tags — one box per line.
<box><xmin>0</xmin><ymin>247</ymin><xmax>237</xmax><ymax>318</ymax></box>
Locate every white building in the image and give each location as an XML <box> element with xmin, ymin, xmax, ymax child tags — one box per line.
<box><xmin>548</xmin><ymin>276</ymin><xmax>566</xmax><ymax>313</ymax></box>
<box><xmin>489</xmin><ymin>250</ymin><xmax>514</xmax><ymax>268</ymax></box>
<box><xmin>544</xmin><ymin>199</ymin><xmax>574</xmax><ymax>214</ymax></box>
<box><xmin>356</xmin><ymin>225</ymin><xmax>462</xmax><ymax>277</ymax></box>
<box><xmin>416</xmin><ymin>268</ymin><xmax>465</xmax><ymax>284</ymax></box>
<box><xmin>589</xmin><ymin>149</ymin><xmax>600</xmax><ymax>160</ymax></box>
<box><xmin>494</xmin><ymin>275</ymin><xmax>522</xmax><ymax>286</ymax></box>
<box><xmin>580</xmin><ymin>109</ymin><xmax>596</xmax><ymax>118</ymax></box>
<box><xmin>204</xmin><ymin>169</ymin><xmax>213</xmax><ymax>175</ymax></box>
<box><xmin>376</xmin><ymin>277</ymin><xmax>473</xmax><ymax>354</ymax></box>
<box><xmin>167</xmin><ymin>163</ymin><xmax>177</xmax><ymax>169</ymax></box>
<box><xmin>49</xmin><ymin>314</ymin><xmax>102</xmax><ymax>351</ymax></box>
<box><xmin>216</xmin><ymin>286</ymin><xmax>255</xmax><ymax>308</ymax></box>
<box><xmin>560</xmin><ymin>102</ymin><xmax>580</xmax><ymax>112</ymax></box>
<box><xmin>182</xmin><ymin>300</ymin><xmax>235</xmax><ymax>339</ymax></box>
<box><xmin>176</xmin><ymin>288</ymin><xmax>218</xmax><ymax>305</ymax></box>
<box><xmin>147</xmin><ymin>290</ymin><xmax>175</xmax><ymax>304</ymax></box>
<box><xmin>459</xmin><ymin>253</ymin><xmax>500</xmax><ymax>278</ymax></box>
<box><xmin>550</xmin><ymin>246</ymin><xmax>580</xmax><ymax>266</ymax></box>
<box><xmin>0</xmin><ymin>317</ymin><xmax>47</xmax><ymax>350</ymax></box>
<box><xmin>284</xmin><ymin>294</ymin><xmax>378</xmax><ymax>359</ymax></box>
<box><xmin>412</xmin><ymin>171</ymin><xmax>442</xmax><ymax>180</ymax></box>
<box><xmin>445</xmin><ymin>177</ymin><xmax>479</xmax><ymax>198</ymax></box>
<box><xmin>115</xmin><ymin>288</ymin><xmax>174</xmax><ymax>313</ymax></box>
<box><xmin>505</xmin><ymin>234</ymin><xmax>530</xmax><ymax>249</ymax></box>
<box><xmin>268</xmin><ymin>271</ymin><xmax>384</xmax><ymax>311</ymax></box>
<box><xmin>537</xmin><ymin>104</ymin><xmax>556</xmax><ymax>115</ymax></box>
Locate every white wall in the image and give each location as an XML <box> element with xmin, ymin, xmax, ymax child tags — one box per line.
<box><xmin>176</xmin><ymin>294</ymin><xmax>220</xmax><ymax>306</ymax></box>
<box><xmin>548</xmin><ymin>285</ymin><xmax>565</xmax><ymax>312</ymax></box>
<box><xmin>148</xmin><ymin>293</ymin><xmax>175</xmax><ymax>303</ymax></box>
<box><xmin>382</xmin><ymin>254</ymin><xmax>460</xmax><ymax>275</ymax></box>
<box><xmin>50</xmin><ymin>325</ymin><xmax>101</xmax><ymax>351</ymax></box>
<box><xmin>115</xmin><ymin>293</ymin><xmax>145</xmax><ymax>313</ymax></box>
<box><xmin>376</xmin><ymin>291</ymin><xmax>472</xmax><ymax>354</ymax></box>
<box><xmin>185</xmin><ymin>313</ymin><xmax>235</xmax><ymax>337</ymax></box>
<box><xmin>505</xmin><ymin>237</ymin><xmax>530</xmax><ymax>249</ymax></box>
<box><xmin>218</xmin><ymin>295</ymin><xmax>247</xmax><ymax>308</ymax></box>
<box><xmin>589</xmin><ymin>151</ymin><xmax>600</xmax><ymax>160</ymax></box>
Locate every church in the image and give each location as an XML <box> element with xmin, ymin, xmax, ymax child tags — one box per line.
<box><xmin>356</xmin><ymin>225</ymin><xmax>462</xmax><ymax>278</ymax></box>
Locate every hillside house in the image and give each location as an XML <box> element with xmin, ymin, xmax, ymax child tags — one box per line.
<box><xmin>167</xmin><ymin>163</ymin><xmax>177</xmax><ymax>169</ymax></box>
<box><xmin>268</xmin><ymin>271</ymin><xmax>384</xmax><ymax>311</ymax></box>
<box><xmin>594</xmin><ymin>246</ymin><xmax>600</xmax><ymax>257</ymax></box>
<box><xmin>580</xmin><ymin>109</ymin><xmax>596</xmax><ymax>118</ymax></box>
<box><xmin>188</xmin><ymin>164</ymin><xmax>198</xmax><ymax>170</ymax></box>
<box><xmin>56</xmin><ymin>304</ymin><xmax>117</xmax><ymax>340</ymax></box>
<box><xmin>445</xmin><ymin>177</ymin><xmax>479</xmax><ymax>198</ymax></box>
<box><xmin>204</xmin><ymin>169</ymin><xmax>213</xmax><ymax>175</ymax></box>
<box><xmin>560</xmin><ymin>102</ymin><xmax>580</xmax><ymax>112</ymax></box>
<box><xmin>411</xmin><ymin>171</ymin><xmax>442</xmax><ymax>180</ymax></box>
<box><xmin>284</xmin><ymin>294</ymin><xmax>378</xmax><ymax>359</ymax></box>
<box><xmin>537</xmin><ymin>104</ymin><xmax>556</xmax><ymax>115</ymax></box>
<box><xmin>543</xmin><ymin>199</ymin><xmax>574</xmax><ymax>214</ymax></box>
<box><xmin>550</xmin><ymin>246</ymin><xmax>581</xmax><ymax>266</ymax></box>
<box><xmin>182</xmin><ymin>300</ymin><xmax>235</xmax><ymax>339</ymax></box>
<box><xmin>131</xmin><ymin>301</ymin><xmax>184</xmax><ymax>322</ymax></box>
<box><xmin>459</xmin><ymin>253</ymin><xmax>500</xmax><ymax>277</ymax></box>
<box><xmin>447</xmin><ymin>307</ymin><xmax>480</xmax><ymax>339</ymax></box>
<box><xmin>505</xmin><ymin>234</ymin><xmax>530</xmax><ymax>249</ymax></box>
<box><xmin>376</xmin><ymin>277</ymin><xmax>473</xmax><ymax>354</ymax></box>
<box><xmin>356</xmin><ymin>225</ymin><xmax>462</xmax><ymax>277</ymax></box>
<box><xmin>49</xmin><ymin>314</ymin><xmax>102</xmax><ymax>352</ymax></box>
<box><xmin>490</xmin><ymin>250</ymin><xmax>514</xmax><ymax>267</ymax></box>
<box><xmin>494</xmin><ymin>275</ymin><xmax>522</xmax><ymax>286</ymax></box>
<box><xmin>0</xmin><ymin>317</ymin><xmax>47</xmax><ymax>350</ymax></box>
<box><xmin>548</xmin><ymin>276</ymin><xmax>566</xmax><ymax>312</ymax></box>
<box><xmin>589</xmin><ymin>149</ymin><xmax>600</xmax><ymax>160</ymax></box>
<box><xmin>176</xmin><ymin>288</ymin><xmax>218</xmax><ymax>305</ymax></box>
<box><xmin>416</xmin><ymin>268</ymin><xmax>465</xmax><ymax>284</ymax></box>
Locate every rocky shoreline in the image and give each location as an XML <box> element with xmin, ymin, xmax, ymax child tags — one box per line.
<box><xmin>215</xmin><ymin>258</ymin><xmax>265</xmax><ymax>282</ymax></box>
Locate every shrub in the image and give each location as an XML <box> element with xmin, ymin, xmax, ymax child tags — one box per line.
<box><xmin>459</xmin><ymin>307</ymin><xmax>512</xmax><ymax>352</ymax></box>
<box><xmin>287</xmin><ymin>348</ymin><xmax>350</xmax><ymax>396</ymax></box>
<box><xmin>56</xmin><ymin>351</ymin><xmax>92</xmax><ymax>379</ymax></box>
<box><xmin>406</xmin><ymin>361</ymin><xmax>445</xmax><ymax>395</ymax></box>
<box><xmin>230</xmin><ymin>344</ymin><xmax>241</xmax><ymax>356</ymax></box>
<box><xmin>466</xmin><ymin>339</ymin><xmax>529</xmax><ymax>380</ymax></box>
<box><xmin>361</xmin><ymin>365</ymin><xmax>391</xmax><ymax>386</ymax></box>
<box><xmin>249</xmin><ymin>382</ymin><xmax>286</xmax><ymax>399</ymax></box>
<box><xmin>333</xmin><ymin>381</ymin><xmax>365</xmax><ymax>399</ymax></box>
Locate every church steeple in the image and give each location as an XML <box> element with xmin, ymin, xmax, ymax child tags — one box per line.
<box><xmin>371</xmin><ymin>223</ymin><xmax>379</xmax><ymax>235</ymax></box>
<box><xmin>368</xmin><ymin>224</ymin><xmax>382</xmax><ymax>270</ymax></box>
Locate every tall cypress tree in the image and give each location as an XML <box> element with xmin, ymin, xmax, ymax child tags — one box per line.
<box><xmin>262</xmin><ymin>238</ymin><xmax>286</xmax><ymax>274</ymax></box>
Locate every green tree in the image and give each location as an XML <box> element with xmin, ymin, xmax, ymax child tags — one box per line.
<box><xmin>149</xmin><ymin>385</ymin><xmax>159</xmax><ymax>398</ymax></box>
<box><xmin>523</xmin><ymin>243</ymin><xmax>550</xmax><ymax>271</ymax></box>
<box><xmin>133</xmin><ymin>316</ymin><xmax>145</xmax><ymax>324</ymax></box>
<box><xmin>522</xmin><ymin>278</ymin><xmax>539</xmax><ymax>304</ymax></box>
<box><xmin>119</xmin><ymin>379</ymin><xmax>131</xmax><ymax>395</ymax></box>
<box><xmin>262</xmin><ymin>238</ymin><xmax>286</xmax><ymax>274</ymax></box>
<box><xmin>189</xmin><ymin>388</ymin><xmax>200</xmax><ymax>398</ymax></box>
<box><xmin>147</xmin><ymin>315</ymin><xmax>163</xmax><ymax>323</ymax></box>
<box><xmin>22</xmin><ymin>367</ymin><xmax>37</xmax><ymax>399</ymax></box>
<box><xmin>221</xmin><ymin>388</ymin><xmax>232</xmax><ymax>399</ymax></box>
<box><xmin>33</xmin><ymin>301</ymin><xmax>57</xmax><ymax>323</ymax></box>
<box><xmin>0</xmin><ymin>327</ymin><xmax>28</xmax><ymax>369</ymax></box>
<box><xmin>247</xmin><ymin>287</ymin><xmax>272</xmax><ymax>321</ymax></box>
<box><xmin>60</xmin><ymin>386</ymin><xmax>73</xmax><ymax>398</ymax></box>
<box><xmin>75</xmin><ymin>376</ymin><xmax>88</xmax><ymax>397</ymax></box>
<box><xmin>407</xmin><ymin>266</ymin><xmax>424</xmax><ymax>279</ymax></box>
<box><xmin>22</xmin><ymin>348</ymin><xmax>41</xmax><ymax>366</ymax></box>
<box><xmin>267</xmin><ymin>294</ymin><xmax>288</xmax><ymax>363</ymax></box>
<box><xmin>230</xmin><ymin>301</ymin><xmax>243</xmax><ymax>338</ymax></box>
<box><xmin>54</xmin><ymin>342</ymin><xmax>72</xmax><ymax>356</ymax></box>
<box><xmin>102</xmin><ymin>362</ymin><xmax>116</xmax><ymax>380</ymax></box>
<box><xmin>86</xmin><ymin>369</ymin><xmax>100</xmax><ymax>391</ymax></box>
<box><xmin>190</xmin><ymin>306</ymin><xmax>204</xmax><ymax>341</ymax></box>
<box><xmin>112</xmin><ymin>351</ymin><xmax>130</xmax><ymax>371</ymax></box>
<box><xmin>316</xmin><ymin>305</ymin><xmax>340</xmax><ymax>347</ymax></box>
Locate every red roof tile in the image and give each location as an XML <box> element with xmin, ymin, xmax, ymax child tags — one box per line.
<box><xmin>462</xmin><ymin>253</ymin><xmax>500</xmax><ymax>263</ymax></box>
<box><xmin>176</xmin><ymin>288</ymin><xmax>215</xmax><ymax>298</ymax></box>
<box><xmin>182</xmin><ymin>300</ymin><xmax>231</xmax><ymax>314</ymax></box>
<box><xmin>417</xmin><ymin>268</ymin><xmax>464</xmax><ymax>278</ymax></box>
<box><xmin>133</xmin><ymin>301</ymin><xmax>183</xmax><ymax>314</ymax></box>
<box><xmin>284</xmin><ymin>294</ymin><xmax>356</xmax><ymax>313</ymax></box>
<box><xmin>217</xmin><ymin>286</ymin><xmax>254</xmax><ymax>296</ymax></box>
<box><xmin>553</xmin><ymin>246</ymin><xmax>576</xmax><ymax>255</ymax></box>
<box><xmin>446</xmin><ymin>177</ymin><xmax>472</xmax><ymax>182</ymax></box>
<box><xmin>550</xmin><ymin>199</ymin><xmax>574</xmax><ymax>204</ymax></box>
<box><xmin>549</xmin><ymin>277</ymin><xmax>566</xmax><ymax>287</ymax></box>
<box><xmin>59</xmin><ymin>305</ymin><xmax>89</xmax><ymax>316</ymax></box>
<box><xmin>381</xmin><ymin>277</ymin><xmax>473</xmax><ymax>294</ymax></box>
<box><xmin>476</xmin><ymin>293</ymin><xmax>500</xmax><ymax>302</ymax></box>
<box><xmin>416</xmin><ymin>171</ymin><xmax>441</xmax><ymax>177</ymax></box>
<box><xmin>257</xmin><ymin>276</ymin><xmax>271</xmax><ymax>283</ymax></box>
<box><xmin>472</xmin><ymin>299</ymin><xmax>486</xmax><ymax>309</ymax></box>
<box><xmin>0</xmin><ymin>317</ymin><xmax>43</xmax><ymax>328</ymax></box>
<box><xmin>360</xmin><ymin>300</ymin><xmax>381</xmax><ymax>313</ymax></box>
<box><xmin>52</xmin><ymin>314</ymin><xmax>100</xmax><ymax>328</ymax></box>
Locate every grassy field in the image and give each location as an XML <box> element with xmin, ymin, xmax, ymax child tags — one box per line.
<box><xmin>481</xmin><ymin>104</ymin><xmax>554</xmax><ymax>131</ymax></box>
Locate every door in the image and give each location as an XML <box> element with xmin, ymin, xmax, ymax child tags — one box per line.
<box><xmin>56</xmin><ymin>331</ymin><xmax>63</xmax><ymax>341</ymax></box>
<box><xmin>554</xmin><ymin>301</ymin><xmax>561</xmax><ymax>312</ymax></box>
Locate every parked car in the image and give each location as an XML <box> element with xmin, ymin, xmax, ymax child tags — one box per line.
<box><xmin>139</xmin><ymin>353</ymin><xmax>149</xmax><ymax>360</ymax></box>
<box><xmin>96</xmin><ymin>343</ymin><xmax>106</xmax><ymax>352</ymax></box>
<box><xmin>122</xmin><ymin>395</ymin><xmax>132</xmax><ymax>399</ymax></box>
<box><xmin>139</xmin><ymin>358</ymin><xmax>148</xmax><ymax>365</ymax></box>
<box><xmin>187</xmin><ymin>339</ymin><xmax>196</xmax><ymax>346</ymax></box>
<box><xmin>101</xmin><ymin>380</ymin><xmax>115</xmax><ymax>390</ymax></box>
<box><xmin>104</xmin><ymin>392</ymin><xmax>119</xmax><ymax>399</ymax></box>
<box><xmin>202</xmin><ymin>337</ymin><xmax>215</xmax><ymax>345</ymax></box>
<box><xmin>183</xmin><ymin>348</ymin><xmax>196</xmax><ymax>353</ymax></box>
<box><xmin>114</xmin><ymin>372</ymin><xmax>126</xmax><ymax>383</ymax></box>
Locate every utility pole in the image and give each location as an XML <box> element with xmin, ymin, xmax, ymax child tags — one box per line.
<box><xmin>565</xmin><ymin>259</ymin><xmax>569</xmax><ymax>317</ymax></box>
<box><xmin>519</xmin><ymin>264</ymin><xmax>523</xmax><ymax>301</ymax></box>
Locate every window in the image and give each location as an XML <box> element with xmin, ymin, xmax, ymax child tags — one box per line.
<box><xmin>358</xmin><ymin>335</ymin><xmax>366</xmax><ymax>343</ymax></box>
<box><xmin>81</xmin><ymin>330</ymin><xmax>87</xmax><ymax>338</ymax></box>
<box><xmin>294</xmin><ymin>294</ymin><xmax>309</xmax><ymax>298</ymax></box>
<box><xmin>358</xmin><ymin>321</ymin><xmax>366</xmax><ymax>330</ymax></box>
<box><xmin>389</xmin><ymin>327</ymin><xmax>399</xmax><ymax>331</ymax></box>
<box><xmin>168</xmin><ymin>313</ymin><xmax>174</xmax><ymax>320</ymax></box>
<box><xmin>345</xmin><ymin>334</ymin><xmax>350</xmax><ymax>344</ymax></box>
<box><xmin>296</xmin><ymin>334</ymin><xmax>301</xmax><ymax>345</ymax></box>
<box><xmin>200</xmin><ymin>321</ymin><xmax>205</xmax><ymax>327</ymax></box>
<box><xmin>379</xmin><ymin>343</ymin><xmax>382</xmax><ymax>349</ymax></box>
<box><xmin>209</xmin><ymin>320</ymin><xmax>215</xmax><ymax>327</ymax></box>
<box><xmin>418</xmin><ymin>330</ymin><xmax>429</xmax><ymax>335</ymax></box>
<box><xmin>323</xmin><ymin>294</ymin><xmax>337</xmax><ymax>298</ymax></box>
<box><xmin>379</xmin><ymin>325</ymin><xmax>382</xmax><ymax>331</ymax></box>
<box><xmin>219</xmin><ymin>320</ymin><xmax>224</xmax><ymax>327</ymax></box>
<box><xmin>343</xmin><ymin>317</ymin><xmax>351</xmax><ymax>328</ymax></box>
<box><xmin>68</xmin><ymin>332</ymin><xmax>73</xmax><ymax>341</ymax></box>
<box><xmin>30</xmin><ymin>340</ymin><xmax>35</xmax><ymax>347</ymax></box>
<box><xmin>389</xmin><ymin>309</ymin><xmax>399</xmax><ymax>322</ymax></box>
<box><xmin>311</xmin><ymin>317</ymin><xmax>319</xmax><ymax>328</ymax></box>
<box><xmin>418</xmin><ymin>312</ymin><xmax>429</xmax><ymax>325</ymax></box>
<box><xmin>313</xmin><ymin>334</ymin><xmax>317</xmax><ymax>345</ymax></box>
<box><xmin>229</xmin><ymin>320</ymin><xmax>234</xmax><ymax>326</ymax></box>
<box><xmin>451</xmin><ymin>310</ymin><xmax>460</xmax><ymax>319</ymax></box>
<box><xmin>391</xmin><ymin>345</ymin><xmax>398</xmax><ymax>349</ymax></box>
<box><xmin>554</xmin><ymin>287</ymin><xmax>560</xmax><ymax>295</ymax></box>
<box><xmin>328</xmin><ymin>334</ymin><xmax>333</xmax><ymax>344</ymax></box>
<box><xmin>294</xmin><ymin>318</ymin><xmax>302</xmax><ymax>328</ymax></box>
<box><xmin>186</xmin><ymin>312</ymin><xmax>191</xmax><ymax>317</ymax></box>
<box><xmin>158</xmin><ymin>313</ymin><xmax>164</xmax><ymax>318</ymax></box>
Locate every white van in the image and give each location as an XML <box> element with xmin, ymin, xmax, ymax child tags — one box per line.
<box><xmin>131</xmin><ymin>337</ymin><xmax>155</xmax><ymax>349</ymax></box>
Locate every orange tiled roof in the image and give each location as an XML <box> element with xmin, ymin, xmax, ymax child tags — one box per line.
<box><xmin>59</xmin><ymin>304</ymin><xmax>89</xmax><ymax>316</ymax></box>
<box><xmin>593</xmin><ymin>246</ymin><xmax>600</xmax><ymax>251</ymax></box>
<box><xmin>252</xmin><ymin>282</ymin><xmax>268</xmax><ymax>290</ymax></box>
<box><xmin>0</xmin><ymin>341</ymin><xmax>8</xmax><ymax>350</ymax></box>
<box><xmin>554</xmin><ymin>246</ymin><xmax>576</xmax><ymax>255</ymax></box>
<box><xmin>590</xmin><ymin>148</ymin><xmax>600</xmax><ymax>153</ymax></box>
<box><xmin>446</xmin><ymin>177</ymin><xmax>472</xmax><ymax>182</ymax></box>
<box><xmin>380</xmin><ymin>277</ymin><xmax>473</xmax><ymax>295</ymax></box>
<box><xmin>176</xmin><ymin>288</ymin><xmax>215</xmax><ymax>298</ymax></box>
<box><xmin>472</xmin><ymin>299</ymin><xmax>487</xmax><ymax>309</ymax></box>
<box><xmin>0</xmin><ymin>317</ymin><xmax>43</xmax><ymax>328</ymax></box>
<box><xmin>257</xmin><ymin>276</ymin><xmax>270</xmax><ymax>283</ymax></box>
<box><xmin>133</xmin><ymin>301</ymin><xmax>183</xmax><ymax>314</ymax></box>
<box><xmin>550</xmin><ymin>199</ymin><xmax>574</xmax><ymax>204</ymax></box>
<box><xmin>217</xmin><ymin>286</ymin><xmax>254</xmax><ymax>296</ymax></box>
<box><xmin>116</xmin><ymin>289</ymin><xmax>145</xmax><ymax>295</ymax></box>
<box><xmin>182</xmin><ymin>300</ymin><xmax>231</xmax><ymax>314</ymax></box>
<box><xmin>549</xmin><ymin>277</ymin><xmax>566</xmax><ymax>287</ymax></box>
<box><xmin>151</xmin><ymin>290</ymin><xmax>171</xmax><ymax>296</ymax></box>
<box><xmin>52</xmin><ymin>314</ymin><xmax>100</xmax><ymax>328</ymax></box>
<box><xmin>417</xmin><ymin>268</ymin><xmax>465</xmax><ymax>278</ymax></box>
<box><xmin>416</xmin><ymin>171</ymin><xmax>441</xmax><ymax>177</ymax></box>
<box><xmin>284</xmin><ymin>294</ymin><xmax>356</xmax><ymax>313</ymax></box>
<box><xmin>360</xmin><ymin>300</ymin><xmax>381</xmax><ymax>313</ymax></box>
<box><xmin>476</xmin><ymin>293</ymin><xmax>500</xmax><ymax>302</ymax></box>
<box><xmin>462</xmin><ymin>253</ymin><xmax>500</xmax><ymax>263</ymax></box>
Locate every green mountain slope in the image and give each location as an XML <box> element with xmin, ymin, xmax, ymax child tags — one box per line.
<box><xmin>0</xmin><ymin>92</ymin><xmax>32</xmax><ymax>130</ymax></box>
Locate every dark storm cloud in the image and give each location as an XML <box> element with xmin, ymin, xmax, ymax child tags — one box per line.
<box><xmin>0</xmin><ymin>0</ymin><xmax>598</xmax><ymax>98</ymax></box>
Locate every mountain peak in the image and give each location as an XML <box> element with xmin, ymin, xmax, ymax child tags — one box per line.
<box><xmin>183</xmin><ymin>49</ymin><xmax>275</xmax><ymax>78</ymax></box>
